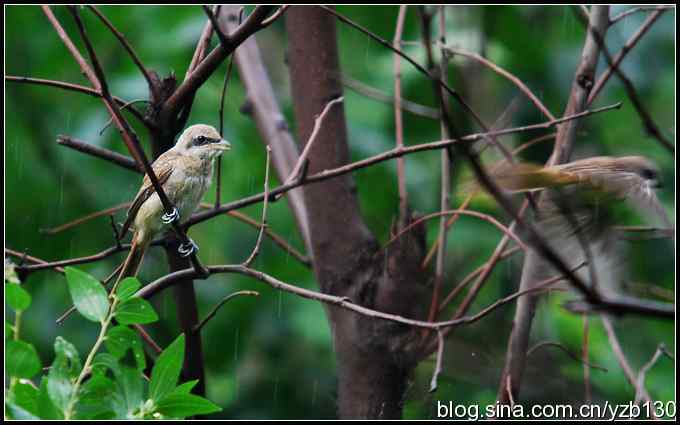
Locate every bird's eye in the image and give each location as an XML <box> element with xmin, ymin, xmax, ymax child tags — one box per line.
<box><xmin>641</xmin><ymin>168</ymin><xmax>657</xmax><ymax>180</ymax></box>
<box><xmin>195</xmin><ymin>135</ymin><xmax>207</xmax><ymax>145</ymax></box>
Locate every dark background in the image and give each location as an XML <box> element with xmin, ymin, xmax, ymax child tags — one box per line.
<box><xmin>5</xmin><ymin>5</ymin><xmax>675</xmax><ymax>419</ymax></box>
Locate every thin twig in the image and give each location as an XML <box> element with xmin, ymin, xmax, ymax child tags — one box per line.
<box><xmin>284</xmin><ymin>97</ymin><xmax>344</xmax><ymax>186</ymax></box>
<box><xmin>341</xmin><ymin>74</ymin><xmax>439</xmax><ymax>119</ymax></box>
<box><xmin>162</xmin><ymin>6</ymin><xmax>276</xmax><ymax>121</ymax></box>
<box><xmin>437</xmin><ymin>246</ymin><xmax>521</xmax><ymax>313</ymax></box>
<box><xmin>429</xmin><ymin>330</ymin><xmax>444</xmax><ymax>392</ymax></box>
<box><xmin>573</xmin><ymin>7</ymin><xmax>674</xmax><ymax>154</ymax></box>
<box><xmin>5</xmin><ymin>75</ymin><xmax>148</xmax><ymax>126</ymax></box>
<box><xmin>427</xmin><ymin>6</ymin><xmax>452</xmax><ymax>329</ymax></box>
<box><xmin>601</xmin><ymin>315</ymin><xmax>656</xmax><ymax>414</ymax></box>
<box><xmin>98</xmin><ymin>99</ymin><xmax>149</xmax><ymax>135</ymax></box>
<box><xmin>635</xmin><ymin>343</ymin><xmax>673</xmax><ymax>404</ymax></box>
<box><xmin>527</xmin><ymin>340</ymin><xmax>607</xmax><ymax>372</ymax></box>
<box><xmin>137</xmin><ymin>263</ymin><xmax>579</xmax><ymax>331</ymax></box>
<box><xmin>393</xmin><ymin>5</ymin><xmax>409</xmax><ymax>228</ymax></box>
<box><xmin>386</xmin><ymin>209</ymin><xmax>529</xmax><ymax>252</ymax></box>
<box><xmin>442</xmin><ymin>46</ymin><xmax>556</xmax><ymax>121</ymax></box>
<box><xmin>321</xmin><ymin>5</ymin><xmax>512</xmax><ymax>159</ymax></box>
<box><xmin>215</xmin><ymin>10</ymin><xmax>239</xmax><ymax>207</ymax></box>
<box><xmin>38</xmin><ymin>202</ymin><xmax>310</xmax><ymax>268</ymax></box>
<box><xmin>583</xmin><ymin>315</ymin><xmax>592</xmax><ymax>402</ymax></box>
<box><xmin>589</xmin><ymin>9</ymin><xmax>667</xmax><ymax>105</ymax></box>
<box><xmin>609</xmin><ymin>6</ymin><xmax>673</xmax><ymax>25</ymax></box>
<box><xmin>259</xmin><ymin>5</ymin><xmax>289</xmax><ymax>27</ymax></box>
<box><xmin>57</xmin><ymin>136</ymin><xmax>141</xmax><ymax>172</ymax></box>
<box><xmin>193</xmin><ymin>290</ymin><xmax>259</xmax><ymax>333</ymax></box>
<box><xmin>86</xmin><ymin>6</ymin><xmax>156</xmax><ymax>97</ymax></box>
<box><xmin>243</xmin><ymin>146</ymin><xmax>271</xmax><ymax>267</ymax></box>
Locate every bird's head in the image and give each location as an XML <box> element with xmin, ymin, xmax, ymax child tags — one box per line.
<box><xmin>617</xmin><ymin>156</ymin><xmax>662</xmax><ymax>189</ymax></box>
<box><xmin>176</xmin><ymin>124</ymin><xmax>231</xmax><ymax>160</ymax></box>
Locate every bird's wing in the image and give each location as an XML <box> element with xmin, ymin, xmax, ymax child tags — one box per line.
<box><xmin>119</xmin><ymin>159</ymin><xmax>175</xmax><ymax>238</ymax></box>
<box><xmin>619</xmin><ymin>174</ymin><xmax>673</xmax><ymax>229</ymax></box>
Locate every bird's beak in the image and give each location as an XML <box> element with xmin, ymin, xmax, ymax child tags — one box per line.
<box><xmin>214</xmin><ymin>139</ymin><xmax>231</xmax><ymax>151</ymax></box>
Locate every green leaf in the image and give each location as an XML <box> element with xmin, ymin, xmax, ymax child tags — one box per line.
<box><xmin>47</xmin><ymin>337</ymin><xmax>81</xmax><ymax>412</ymax></box>
<box><xmin>8</xmin><ymin>381</ymin><xmax>40</xmax><ymax>418</ymax></box>
<box><xmin>38</xmin><ymin>377</ymin><xmax>63</xmax><ymax>420</ymax></box>
<box><xmin>47</xmin><ymin>358</ymin><xmax>73</xmax><ymax>412</ymax></box>
<box><xmin>76</xmin><ymin>374</ymin><xmax>117</xmax><ymax>420</ymax></box>
<box><xmin>118</xmin><ymin>365</ymin><xmax>145</xmax><ymax>417</ymax></box>
<box><xmin>54</xmin><ymin>336</ymin><xmax>82</xmax><ymax>376</ymax></box>
<box><xmin>91</xmin><ymin>353</ymin><xmax>142</xmax><ymax>418</ymax></box>
<box><xmin>169</xmin><ymin>379</ymin><xmax>199</xmax><ymax>396</ymax></box>
<box><xmin>5</xmin><ymin>400</ymin><xmax>40</xmax><ymax>420</ymax></box>
<box><xmin>116</xmin><ymin>277</ymin><xmax>141</xmax><ymax>302</ymax></box>
<box><xmin>155</xmin><ymin>393</ymin><xmax>222</xmax><ymax>418</ymax></box>
<box><xmin>6</xmin><ymin>340</ymin><xmax>41</xmax><ymax>379</ymax></box>
<box><xmin>115</xmin><ymin>297</ymin><xmax>158</xmax><ymax>325</ymax></box>
<box><xmin>6</xmin><ymin>320</ymin><xmax>13</xmax><ymax>339</ymax></box>
<box><xmin>105</xmin><ymin>325</ymin><xmax>146</xmax><ymax>370</ymax></box>
<box><xmin>149</xmin><ymin>334</ymin><xmax>185</xmax><ymax>402</ymax></box>
<box><xmin>64</xmin><ymin>267</ymin><xmax>110</xmax><ymax>323</ymax></box>
<box><xmin>6</xmin><ymin>282</ymin><xmax>31</xmax><ymax>311</ymax></box>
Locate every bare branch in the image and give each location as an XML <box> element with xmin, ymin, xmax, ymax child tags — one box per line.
<box><xmin>609</xmin><ymin>5</ymin><xmax>673</xmax><ymax>25</ymax></box>
<box><xmin>341</xmin><ymin>74</ymin><xmax>439</xmax><ymax>119</ymax></box>
<box><xmin>42</xmin><ymin>202</ymin><xmax>132</xmax><ymax>235</ymax></box>
<box><xmin>443</xmin><ymin>46</ymin><xmax>556</xmax><ymax>121</ymax></box>
<box><xmin>386</xmin><ymin>209</ymin><xmax>529</xmax><ymax>253</ymax></box>
<box><xmin>573</xmin><ymin>8</ymin><xmax>674</xmax><ymax>154</ymax></box>
<box><xmin>589</xmin><ymin>9</ymin><xmax>667</xmax><ymax>105</ymax></box>
<box><xmin>136</xmin><ymin>263</ymin><xmax>575</xmax><ymax>331</ymax></box>
<box><xmin>283</xmin><ymin>96</ymin><xmax>344</xmax><ymax>186</ymax></box>
<box><xmin>601</xmin><ymin>315</ymin><xmax>656</xmax><ymax>413</ymax></box>
<box><xmin>393</xmin><ymin>5</ymin><xmax>409</xmax><ymax>228</ymax></box>
<box><xmin>635</xmin><ymin>343</ymin><xmax>673</xmax><ymax>404</ymax></box>
<box><xmin>162</xmin><ymin>6</ymin><xmax>276</xmax><ymax>121</ymax></box>
<box><xmin>57</xmin><ymin>136</ymin><xmax>141</xmax><ymax>172</ymax></box>
<box><xmin>429</xmin><ymin>330</ymin><xmax>444</xmax><ymax>393</ymax></box>
<box><xmin>527</xmin><ymin>341</ymin><xmax>608</xmax><ymax>372</ymax></box>
<box><xmin>193</xmin><ymin>290</ymin><xmax>259</xmax><ymax>333</ymax></box>
<box><xmin>438</xmin><ymin>246</ymin><xmax>521</xmax><ymax>313</ymax></box>
<box><xmin>86</xmin><ymin>6</ymin><xmax>156</xmax><ymax>97</ymax></box>
<box><xmin>243</xmin><ymin>146</ymin><xmax>272</xmax><ymax>267</ymax></box>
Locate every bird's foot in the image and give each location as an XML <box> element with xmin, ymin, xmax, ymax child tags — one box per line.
<box><xmin>161</xmin><ymin>207</ymin><xmax>180</xmax><ymax>224</ymax></box>
<box><xmin>178</xmin><ymin>238</ymin><xmax>199</xmax><ymax>257</ymax></box>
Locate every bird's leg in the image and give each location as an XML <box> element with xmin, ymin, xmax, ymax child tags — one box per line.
<box><xmin>178</xmin><ymin>238</ymin><xmax>199</xmax><ymax>257</ymax></box>
<box><xmin>162</xmin><ymin>207</ymin><xmax>180</xmax><ymax>224</ymax></box>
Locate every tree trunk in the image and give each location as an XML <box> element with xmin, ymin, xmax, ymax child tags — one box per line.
<box><xmin>285</xmin><ymin>6</ymin><xmax>429</xmax><ymax>418</ymax></box>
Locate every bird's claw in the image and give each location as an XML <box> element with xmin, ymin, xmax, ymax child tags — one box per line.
<box><xmin>162</xmin><ymin>207</ymin><xmax>180</xmax><ymax>224</ymax></box>
<box><xmin>178</xmin><ymin>238</ymin><xmax>199</xmax><ymax>257</ymax></box>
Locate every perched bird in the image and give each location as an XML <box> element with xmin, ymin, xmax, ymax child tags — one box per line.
<box><xmin>117</xmin><ymin>124</ymin><xmax>230</xmax><ymax>281</ymax></box>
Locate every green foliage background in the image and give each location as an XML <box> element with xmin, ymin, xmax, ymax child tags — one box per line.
<box><xmin>5</xmin><ymin>5</ymin><xmax>675</xmax><ymax>419</ymax></box>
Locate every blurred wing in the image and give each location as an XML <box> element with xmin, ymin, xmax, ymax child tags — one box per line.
<box><xmin>620</xmin><ymin>176</ymin><xmax>673</xmax><ymax>229</ymax></box>
<box><xmin>119</xmin><ymin>162</ymin><xmax>174</xmax><ymax>238</ymax></box>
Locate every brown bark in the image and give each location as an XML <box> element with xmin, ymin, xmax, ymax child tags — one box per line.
<box><xmin>285</xmin><ymin>6</ymin><xmax>428</xmax><ymax>418</ymax></box>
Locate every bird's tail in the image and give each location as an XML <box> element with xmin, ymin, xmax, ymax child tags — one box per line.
<box><xmin>460</xmin><ymin>162</ymin><xmax>576</xmax><ymax>198</ymax></box>
<box><xmin>116</xmin><ymin>237</ymin><xmax>148</xmax><ymax>283</ymax></box>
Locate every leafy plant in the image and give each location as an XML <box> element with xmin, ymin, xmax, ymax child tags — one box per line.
<box><xmin>5</xmin><ymin>266</ymin><xmax>221</xmax><ymax>419</ymax></box>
